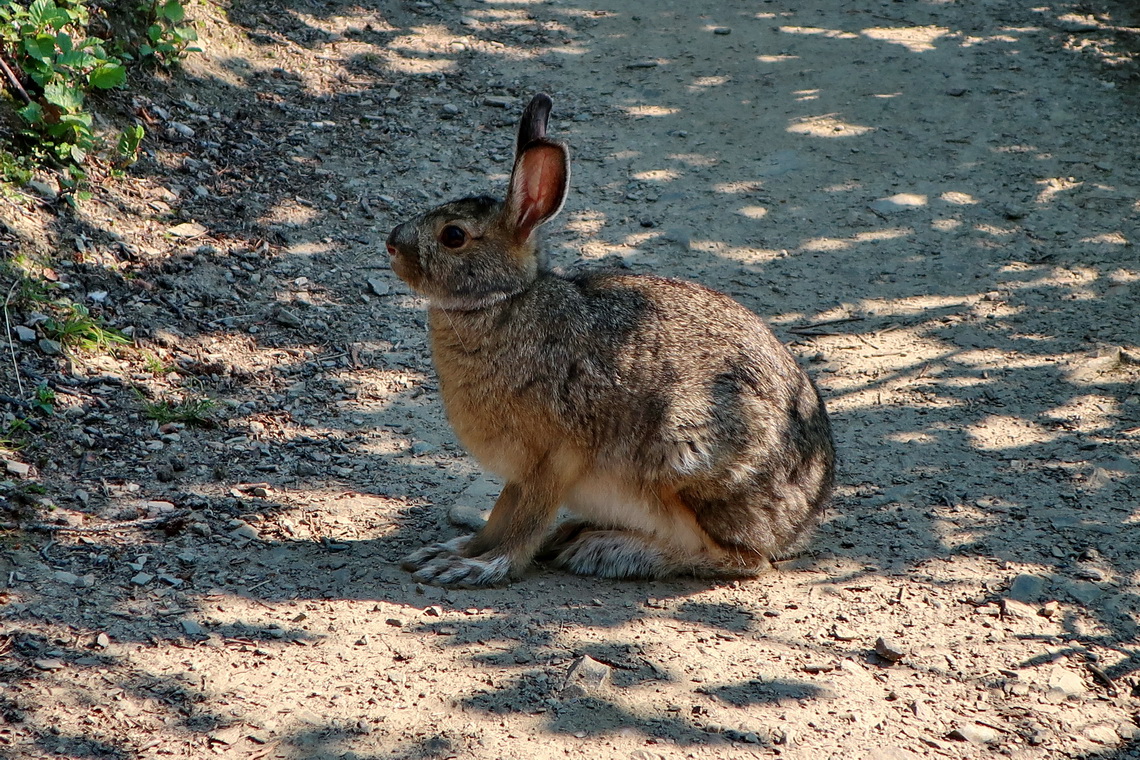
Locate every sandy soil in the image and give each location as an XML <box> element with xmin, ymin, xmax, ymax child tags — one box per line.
<box><xmin>2</xmin><ymin>0</ymin><xmax>1139</xmax><ymax>758</ymax></box>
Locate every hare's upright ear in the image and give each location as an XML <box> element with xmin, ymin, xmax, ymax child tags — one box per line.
<box><xmin>517</xmin><ymin>93</ymin><xmax>553</xmax><ymax>151</ymax></box>
<box><xmin>505</xmin><ymin>94</ymin><xmax>570</xmax><ymax>244</ymax></box>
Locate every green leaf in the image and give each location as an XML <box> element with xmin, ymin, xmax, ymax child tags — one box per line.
<box><xmin>17</xmin><ymin>102</ymin><xmax>45</xmax><ymax>124</ymax></box>
<box><xmin>138</xmin><ymin>43</ymin><xmax>154</xmax><ymax>57</ymax></box>
<box><xmin>89</xmin><ymin>63</ymin><xmax>126</xmax><ymax>89</ymax></box>
<box><xmin>69</xmin><ymin>144</ymin><xmax>87</xmax><ymax>164</ymax></box>
<box><xmin>147</xmin><ymin>24</ymin><xmax>162</xmax><ymax>43</ymax></box>
<box><xmin>43</xmin><ymin>82</ymin><xmax>84</xmax><ymax>110</ymax></box>
<box><xmin>160</xmin><ymin>0</ymin><xmax>185</xmax><ymax>23</ymax></box>
<box><xmin>22</xmin><ymin>34</ymin><xmax>55</xmax><ymax>62</ymax></box>
<box><xmin>28</xmin><ymin>0</ymin><xmax>55</xmax><ymax>27</ymax></box>
<box><xmin>56</xmin><ymin>30</ymin><xmax>72</xmax><ymax>54</ymax></box>
<box><xmin>56</xmin><ymin>50</ymin><xmax>97</xmax><ymax>69</ymax></box>
<box><xmin>173</xmin><ymin>25</ymin><xmax>197</xmax><ymax>42</ymax></box>
<box><xmin>58</xmin><ymin>112</ymin><xmax>93</xmax><ymax>128</ymax></box>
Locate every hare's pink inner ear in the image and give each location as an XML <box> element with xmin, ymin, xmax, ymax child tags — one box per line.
<box><xmin>507</xmin><ymin>142</ymin><xmax>569</xmax><ymax>241</ymax></box>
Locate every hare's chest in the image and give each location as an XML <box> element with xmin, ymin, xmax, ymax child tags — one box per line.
<box><xmin>433</xmin><ymin>359</ymin><xmax>539</xmax><ymax>479</ymax></box>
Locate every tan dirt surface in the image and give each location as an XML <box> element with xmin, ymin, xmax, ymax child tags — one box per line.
<box><xmin>1</xmin><ymin>0</ymin><xmax>1139</xmax><ymax>758</ymax></box>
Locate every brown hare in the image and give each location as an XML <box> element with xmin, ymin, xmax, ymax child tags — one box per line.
<box><xmin>386</xmin><ymin>94</ymin><xmax>835</xmax><ymax>587</ymax></box>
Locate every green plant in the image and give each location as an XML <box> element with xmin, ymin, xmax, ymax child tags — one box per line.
<box><xmin>1</xmin><ymin>0</ymin><xmax>127</xmax><ymax>168</ymax></box>
<box><xmin>115</xmin><ymin>123</ymin><xmax>145</xmax><ymax>166</ymax></box>
<box><xmin>31</xmin><ymin>383</ymin><xmax>55</xmax><ymax>415</ymax></box>
<box><xmin>140</xmin><ymin>349</ymin><xmax>171</xmax><ymax>374</ymax></box>
<box><xmin>135</xmin><ymin>0</ymin><xmax>199</xmax><ymax>64</ymax></box>
<box><xmin>0</xmin><ymin>0</ymin><xmax>190</xmax><ymax>184</ymax></box>
<box><xmin>143</xmin><ymin>395</ymin><xmax>216</xmax><ymax>426</ymax></box>
<box><xmin>4</xmin><ymin>417</ymin><xmax>32</xmax><ymax>436</ymax></box>
<box><xmin>42</xmin><ymin>302</ymin><xmax>130</xmax><ymax>351</ymax></box>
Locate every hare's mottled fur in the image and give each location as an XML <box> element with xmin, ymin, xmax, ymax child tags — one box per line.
<box><xmin>387</xmin><ymin>94</ymin><xmax>835</xmax><ymax>587</ymax></box>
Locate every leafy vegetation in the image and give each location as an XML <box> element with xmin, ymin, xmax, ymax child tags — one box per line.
<box><xmin>142</xmin><ymin>395</ymin><xmax>217</xmax><ymax>426</ymax></box>
<box><xmin>42</xmin><ymin>301</ymin><xmax>130</xmax><ymax>352</ymax></box>
<box><xmin>0</xmin><ymin>0</ymin><xmax>197</xmax><ymax>189</ymax></box>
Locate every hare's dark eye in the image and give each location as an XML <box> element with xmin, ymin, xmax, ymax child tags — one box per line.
<box><xmin>440</xmin><ymin>225</ymin><xmax>467</xmax><ymax>249</ymax></box>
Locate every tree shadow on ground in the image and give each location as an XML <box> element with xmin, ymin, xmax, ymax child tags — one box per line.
<box><xmin>2</xmin><ymin>0</ymin><xmax>1139</xmax><ymax>757</ymax></box>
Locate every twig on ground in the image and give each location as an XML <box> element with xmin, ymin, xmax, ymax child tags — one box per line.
<box><xmin>4</xmin><ymin>281</ymin><xmax>24</xmax><ymax>398</ymax></box>
<box><xmin>0</xmin><ymin>54</ymin><xmax>31</xmax><ymax>105</ymax></box>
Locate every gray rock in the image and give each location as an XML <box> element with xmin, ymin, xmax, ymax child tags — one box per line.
<box><xmin>561</xmin><ymin>655</ymin><xmax>611</xmax><ymax>699</ymax></box>
<box><xmin>1008</xmin><ymin>573</ymin><xmax>1046</xmax><ymax>602</ymax></box>
<box><xmin>53</xmin><ymin>570</ymin><xmax>81</xmax><ymax>586</ymax></box>
<box><xmin>180</xmin><ymin>618</ymin><xmax>205</xmax><ymax>636</ymax></box>
<box><xmin>4</xmin><ymin>460</ymin><xmax>31</xmax><ymax>478</ymax></box>
<box><xmin>948</xmin><ymin>723</ymin><xmax>998</xmax><ymax>744</ymax></box>
<box><xmin>1065</xmin><ymin>580</ymin><xmax>1102</xmax><ymax>606</ymax></box>
<box><xmin>999</xmin><ymin>598</ymin><xmax>1037</xmax><ymax>619</ymax></box>
<box><xmin>15</xmin><ymin>325</ymin><xmax>36</xmax><ymax>342</ymax></box>
<box><xmin>271</xmin><ymin>307</ymin><xmax>303</xmax><ymax>328</ymax></box>
<box><xmin>483</xmin><ymin>95</ymin><xmax>513</xmax><ymax>108</ymax></box>
<box><xmin>26</xmin><ymin>179</ymin><xmax>58</xmax><ymax>200</ymax></box>
<box><xmin>874</xmin><ymin>637</ymin><xmax>906</xmax><ymax>662</ymax></box>
<box><xmin>38</xmin><ymin>338</ymin><xmax>63</xmax><ymax>356</ymax></box>
<box><xmin>130</xmin><ymin>572</ymin><xmax>154</xmax><ymax>586</ymax></box>
<box><xmin>229</xmin><ymin>521</ymin><xmax>259</xmax><ymax>541</ymax></box>
<box><xmin>1046</xmin><ymin>666</ymin><xmax>1084</xmax><ymax>700</ymax></box>
<box><xmin>367</xmin><ymin>277</ymin><xmax>390</xmax><ymax>296</ymax></box>
<box><xmin>169</xmin><ymin>221</ymin><xmax>207</xmax><ymax>238</ymax></box>
<box><xmin>448</xmin><ymin>504</ymin><xmax>489</xmax><ymax>531</ymax></box>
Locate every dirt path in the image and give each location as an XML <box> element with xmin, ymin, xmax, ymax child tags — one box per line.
<box><xmin>2</xmin><ymin>0</ymin><xmax>1139</xmax><ymax>758</ymax></box>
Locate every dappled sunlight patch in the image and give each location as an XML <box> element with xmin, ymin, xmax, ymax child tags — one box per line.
<box><xmin>932</xmin><ymin>218</ymin><xmax>962</xmax><ymax>231</ymax></box>
<box><xmin>632</xmin><ymin>169</ymin><xmax>680</xmax><ymax>182</ymax></box>
<box><xmin>974</xmin><ymin>223</ymin><xmax>1018</xmax><ymax>237</ymax></box>
<box><xmin>621</xmin><ymin>230</ymin><xmax>663</xmax><ymax>247</ymax></box>
<box><xmin>666</xmin><ymin>152</ymin><xmax>718</xmax><ymax>167</ymax></box>
<box><xmin>800</xmin><ymin>228</ymin><xmax>910</xmax><ymax>252</ymax></box>
<box><xmin>966</xmin><ymin>414</ymin><xmax>1060</xmax><ymax>451</ymax></box>
<box><xmin>779</xmin><ymin>26</ymin><xmax>859</xmax><ymax>40</ymax></box>
<box><xmin>861</xmin><ymin>25</ymin><xmax>950</xmax><ymax>52</ymax></box>
<box><xmin>794</xmin><ymin>89</ymin><xmax>821</xmax><ymax>102</ymax></box>
<box><xmin>788</xmin><ymin>114</ymin><xmax>874</xmax><ymax>138</ymax></box>
<box><xmin>622</xmin><ymin>104</ymin><xmax>680</xmax><ymax>118</ymax></box>
<box><xmin>871</xmin><ymin>92</ymin><xmax>902</xmax><ymax>99</ymax></box>
<box><xmin>736</xmin><ymin>205</ymin><xmax>769</xmax><ymax>220</ymax></box>
<box><xmin>260</xmin><ymin>199</ymin><xmax>320</xmax><ymax>228</ymax></box>
<box><xmin>1081</xmin><ymin>232</ymin><xmax>1130</xmax><ymax>246</ymax></box>
<box><xmin>802</xmin><ymin>237</ymin><xmax>850</xmax><ymax>252</ymax></box>
<box><xmin>699</xmin><ymin>244</ymin><xmax>785</xmax><ymax>265</ymax></box>
<box><xmin>564</xmin><ymin>209</ymin><xmax>607</xmax><ymax>238</ymax></box>
<box><xmin>885</xmin><ymin>431</ymin><xmax>938</xmax><ymax>444</ymax></box>
<box><xmin>1044</xmin><ymin>394</ymin><xmax>1121</xmax><ymax>433</ymax></box>
<box><xmin>1036</xmin><ymin>176</ymin><xmax>1082</xmax><ymax>204</ymax></box>
<box><xmin>939</xmin><ymin>191</ymin><xmax>977</xmax><ymax>205</ymax></box>
<box><xmin>757</xmin><ymin>54</ymin><xmax>799</xmax><ymax>63</ymax></box>
<box><xmin>687</xmin><ymin>75</ymin><xmax>730</xmax><ymax>92</ymax></box>
<box><xmin>713</xmin><ymin>180</ymin><xmax>764</xmax><ymax>194</ymax></box>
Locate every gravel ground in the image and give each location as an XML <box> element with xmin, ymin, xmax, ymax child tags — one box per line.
<box><xmin>1</xmin><ymin>0</ymin><xmax>1139</xmax><ymax>758</ymax></box>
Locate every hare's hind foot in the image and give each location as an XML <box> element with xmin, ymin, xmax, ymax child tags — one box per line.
<box><xmin>402</xmin><ymin>535</ymin><xmax>513</xmax><ymax>587</ymax></box>
<box><xmin>544</xmin><ymin>523</ymin><xmax>771</xmax><ymax>580</ymax></box>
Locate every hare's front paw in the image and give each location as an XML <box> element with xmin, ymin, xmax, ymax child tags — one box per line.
<box><xmin>411</xmin><ymin>554</ymin><xmax>512</xmax><ymax>588</ymax></box>
<box><xmin>401</xmin><ymin>535</ymin><xmax>472</xmax><ymax>572</ymax></box>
